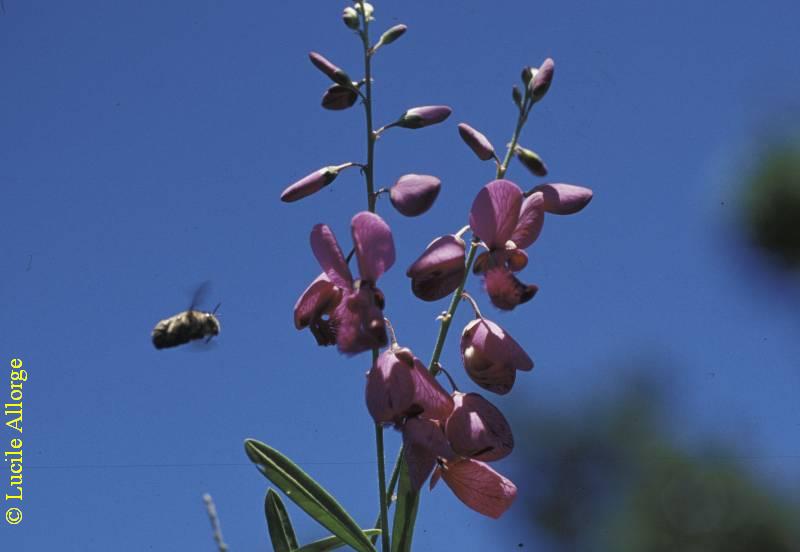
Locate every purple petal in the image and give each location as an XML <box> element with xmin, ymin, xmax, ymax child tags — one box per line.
<box><xmin>458</xmin><ymin>123</ymin><xmax>495</xmax><ymax>161</ymax></box>
<box><xmin>332</xmin><ymin>285</ymin><xmax>387</xmax><ymax>355</ymax></box>
<box><xmin>469</xmin><ymin>180</ymin><xmax>523</xmax><ymax>249</ymax></box>
<box><xmin>366</xmin><ymin>349</ymin><xmax>416</xmax><ymax>425</ymax></box>
<box><xmin>389</xmin><ymin>174</ymin><xmax>441</xmax><ymax>217</ymax></box>
<box><xmin>403</xmin><ymin>417</ymin><xmax>454</xmax><ymax>491</ymax></box>
<box><xmin>511</xmin><ymin>191</ymin><xmax>545</xmax><ymax>248</ymax></box>
<box><xmin>484</xmin><ymin>267</ymin><xmax>538</xmax><ymax>311</ymax></box>
<box><xmin>445</xmin><ymin>392</ymin><xmax>514</xmax><ymax>462</ymax></box>
<box><xmin>406</xmin><ymin>235</ymin><xmax>466</xmax><ymax>301</ymax></box>
<box><xmin>351</xmin><ymin>211</ymin><xmax>396</xmax><ymax>283</ymax></box>
<box><xmin>533</xmin><ymin>183</ymin><xmax>593</xmax><ymax>215</ymax></box>
<box><xmin>281</xmin><ymin>168</ymin><xmax>337</xmax><ymax>202</ymax></box>
<box><xmin>310</xmin><ymin>224</ymin><xmax>353</xmax><ymax>289</ymax></box>
<box><xmin>409</xmin><ymin>358</ymin><xmax>455</xmax><ymax>421</ymax></box>
<box><xmin>293</xmin><ymin>273</ymin><xmax>342</xmax><ymax>346</ymax></box>
<box><xmin>441</xmin><ymin>459</ymin><xmax>517</xmax><ymax>519</ymax></box>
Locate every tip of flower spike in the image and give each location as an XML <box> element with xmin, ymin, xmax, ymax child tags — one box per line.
<box><xmin>530</xmin><ymin>58</ymin><xmax>555</xmax><ymax>102</ymax></box>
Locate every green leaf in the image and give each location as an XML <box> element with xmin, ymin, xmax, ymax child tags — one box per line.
<box><xmin>265</xmin><ymin>489</ymin><xmax>299</xmax><ymax>552</ymax></box>
<box><xmin>244</xmin><ymin>439</ymin><xmax>377</xmax><ymax>552</ymax></box>
<box><xmin>390</xmin><ymin>461</ymin><xmax>420</xmax><ymax>552</ymax></box>
<box><xmin>296</xmin><ymin>530</ymin><xmax>382</xmax><ymax>552</ymax></box>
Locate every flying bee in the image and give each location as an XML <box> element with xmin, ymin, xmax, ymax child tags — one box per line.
<box><xmin>152</xmin><ymin>282</ymin><xmax>221</xmax><ymax>350</ymax></box>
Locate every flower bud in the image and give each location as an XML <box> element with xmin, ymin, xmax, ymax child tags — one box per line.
<box><xmin>531</xmin><ymin>183</ymin><xmax>593</xmax><ymax>214</ymax></box>
<box><xmin>378</xmin><ymin>24</ymin><xmax>407</xmax><ymax>47</ymax></box>
<box><xmin>308</xmin><ymin>51</ymin><xmax>353</xmax><ymax>88</ymax></box>
<box><xmin>280</xmin><ymin>167</ymin><xmax>339</xmax><ymax>202</ymax></box>
<box><xmin>521</xmin><ymin>66</ymin><xmax>533</xmax><ymax>87</ymax></box>
<box><xmin>445</xmin><ymin>392</ymin><xmax>514</xmax><ymax>461</ymax></box>
<box><xmin>460</xmin><ymin>318</ymin><xmax>533</xmax><ymax>395</ymax></box>
<box><xmin>407</xmin><ymin>235</ymin><xmax>466</xmax><ymax>301</ymax></box>
<box><xmin>389</xmin><ymin>174</ymin><xmax>441</xmax><ymax>217</ymax></box>
<box><xmin>321</xmin><ymin>84</ymin><xmax>358</xmax><ymax>110</ymax></box>
<box><xmin>395</xmin><ymin>105</ymin><xmax>452</xmax><ymax>129</ymax></box>
<box><xmin>355</xmin><ymin>2</ymin><xmax>374</xmax><ymax>20</ymax></box>
<box><xmin>530</xmin><ymin>58</ymin><xmax>554</xmax><ymax>102</ymax></box>
<box><xmin>458</xmin><ymin>123</ymin><xmax>495</xmax><ymax>161</ymax></box>
<box><xmin>512</xmin><ymin>85</ymin><xmax>523</xmax><ymax>109</ymax></box>
<box><xmin>514</xmin><ymin>145</ymin><xmax>548</xmax><ymax>177</ymax></box>
<box><xmin>342</xmin><ymin>6</ymin><xmax>359</xmax><ymax>29</ymax></box>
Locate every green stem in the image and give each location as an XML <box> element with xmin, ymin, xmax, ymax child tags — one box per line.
<box><xmin>374</xmin><ymin>422</ymin><xmax>390</xmax><ymax>552</ymax></box>
<box><xmin>497</xmin><ymin>107</ymin><xmax>529</xmax><ymax>179</ymax></box>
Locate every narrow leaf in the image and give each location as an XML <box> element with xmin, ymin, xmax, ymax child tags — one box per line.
<box><xmin>296</xmin><ymin>530</ymin><xmax>382</xmax><ymax>552</ymax></box>
<box><xmin>265</xmin><ymin>489</ymin><xmax>299</xmax><ymax>552</ymax></box>
<box><xmin>390</xmin><ymin>461</ymin><xmax>420</xmax><ymax>552</ymax></box>
<box><xmin>244</xmin><ymin>439</ymin><xmax>376</xmax><ymax>552</ymax></box>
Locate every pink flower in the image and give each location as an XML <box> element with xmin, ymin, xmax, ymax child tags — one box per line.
<box><xmin>366</xmin><ymin>348</ymin><xmax>453</xmax><ymax>426</ymax></box>
<box><xmin>469</xmin><ymin>179</ymin><xmax>542</xmax><ymax>310</ymax></box>
<box><xmin>460</xmin><ymin>317</ymin><xmax>533</xmax><ymax>395</ymax></box>
<box><xmin>430</xmin><ymin>458</ymin><xmax>517</xmax><ymax>519</ymax></box>
<box><xmin>389</xmin><ymin>174</ymin><xmax>441</xmax><ymax>217</ymax></box>
<box><xmin>294</xmin><ymin>212</ymin><xmax>395</xmax><ymax>355</ymax></box>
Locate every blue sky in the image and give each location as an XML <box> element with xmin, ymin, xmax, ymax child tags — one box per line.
<box><xmin>1</xmin><ymin>0</ymin><xmax>799</xmax><ymax>550</ymax></box>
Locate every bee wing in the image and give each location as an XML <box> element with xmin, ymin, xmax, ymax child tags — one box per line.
<box><xmin>188</xmin><ymin>281</ymin><xmax>212</xmax><ymax>311</ymax></box>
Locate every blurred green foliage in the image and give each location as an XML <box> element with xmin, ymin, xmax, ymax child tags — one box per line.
<box><xmin>743</xmin><ymin>142</ymin><xmax>800</xmax><ymax>269</ymax></box>
<box><xmin>514</xmin><ymin>379</ymin><xmax>800</xmax><ymax>551</ymax></box>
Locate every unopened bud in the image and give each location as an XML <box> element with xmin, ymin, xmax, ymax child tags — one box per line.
<box><xmin>458</xmin><ymin>123</ymin><xmax>495</xmax><ymax>161</ymax></box>
<box><xmin>280</xmin><ymin>167</ymin><xmax>340</xmax><ymax>202</ymax></box>
<box><xmin>530</xmin><ymin>58</ymin><xmax>554</xmax><ymax>102</ymax></box>
<box><xmin>395</xmin><ymin>105</ymin><xmax>452</xmax><ymax>129</ymax></box>
<box><xmin>355</xmin><ymin>2</ymin><xmax>374</xmax><ymax>20</ymax></box>
<box><xmin>512</xmin><ymin>85</ymin><xmax>522</xmax><ymax>109</ymax></box>
<box><xmin>342</xmin><ymin>7</ymin><xmax>359</xmax><ymax>29</ymax></box>
<box><xmin>389</xmin><ymin>174</ymin><xmax>441</xmax><ymax>216</ymax></box>
<box><xmin>308</xmin><ymin>51</ymin><xmax>353</xmax><ymax>88</ymax></box>
<box><xmin>521</xmin><ymin>66</ymin><xmax>533</xmax><ymax>87</ymax></box>
<box><xmin>514</xmin><ymin>146</ymin><xmax>548</xmax><ymax>177</ymax></box>
<box><xmin>378</xmin><ymin>24</ymin><xmax>407</xmax><ymax>47</ymax></box>
<box><xmin>322</xmin><ymin>84</ymin><xmax>358</xmax><ymax>110</ymax></box>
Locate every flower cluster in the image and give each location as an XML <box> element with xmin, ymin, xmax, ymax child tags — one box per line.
<box><xmin>274</xmin><ymin>2</ymin><xmax>592</xmax><ymax>543</ymax></box>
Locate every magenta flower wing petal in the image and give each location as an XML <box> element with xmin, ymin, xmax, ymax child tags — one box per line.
<box><xmin>441</xmin><ymin>459</ymin><xmax>518</xmax><ymax>519</ymax></box>
<box><xmin>533</xmin><ymin>183</ymin><xmax>593</xmax><ymax>215</ymax></box>
<box><xmin>351</xmin><ymin>211</ymin><xmax>396</xmax><ymax>283</ymax></box>
<box><xmin>480</xmin><ymin>318</ymin><xmax>534</xmax><ymax>372</ymax></box>
<box><xmin>406</xmin><ymin>235</ymin><xmax>466</xmax><ymax>301</ymax></box>
<box><xmin>511</xmin><ymin>191</ymin><xmax>545</xmax><ymax>249</ymax></box>
<box><xmin>310</xmin><ymin>224</ymin><xmax>353</xmax><ymax>289</ymax></box>
<box><xmin>366</xmin><ymin>350</ymin><xmax>415</xmax><ymax>425</ymax></box>
<box><xmin>484</xmin><ymin>267</ymin><xmax>538</xmax><ymax>311</ymax></box>
<box><xmin>445</xmin><ymin>392</ymin><xmax>514</xmax><ymax>462</ymax></box>
<box><xmin>293</xmin><ymin>272</ymin><xmax>338</xmax><ymax>329</ymax></box>
<box><xmin>469</xmin><ymin>180</ymin><xmax>523</xmax><ymax>248</ymax></box>
<box><xmin>402</xmin><ymin>417</ymin><xmax>454</xmax><ymax>492</ymax></box>
<box><xmin>410</xmin><ymin>359</ymin><xmax>455</xmax><ymax>421</ymax></box>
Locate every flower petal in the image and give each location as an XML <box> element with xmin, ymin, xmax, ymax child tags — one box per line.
<box><xmin>333</xmin><ymin>285</ymin><xmax>387</xmax><ymax>355</ymax></box>
<box><xmin>533</xmin><ymin>183</ymin><xmax>593</xmax><ymax>215</ymax></box>
<box><xmin>484</xmin><ymin>267</ymin><xmax>538</xmax><ymax>311</ymax></box>
<box><xmin>366</xmin><ymin>349</ymin><xmax>416</xmax><ymax>425</ymax></box>
<box><xmin>461</xmin><ymin>318</ymin><xmax>533</xmax><ymax>394</ymax></box>
<box><xmin>445</xmin><ymin>392</ymin><xmax>514</xmax><ymax>462</ymax></box>
<box><xmin>469</xmin><ymin>180</ymin><xmax>523</xmax><ymax>249</ymax></box>
<box><xmin>402</xmin><ymin>417</ymin><xmax>454</xmax><ymax>491</ymax></box>
<box><xmin>511</xmin><ymin>191</ymin><xmax>545</xmax><ymax>249</ymax></box>
<box><xmin>321</xmin><ymin>84</ymin><xmax>358</xmax><ymax>111</ymax></box>
<box><xmin>409</xmin><ymin>358</ymin><xmax>455</xmax><ymax>421</ymax></box>
<box><xmin>310</xmin><ymin>224</ymin><xmax>353</xmax><ymax>289</ymax></box>
<box><xmin>293</xmin><ymin>272</ymin><xmax>338</xmax><ymax>329</ymax></box>
<box><xmin>351</xmin><ymin>211</ymin><xmax>396</xmax><ymax>283</ymax></box>
<box><xmin>441</xmin><ymin>459</ymin><xmax>517</xmax><ymax>519</ymax></box>
<box><xmin>407</xmin><ymin>235</ymin><xmax>466</xmax><ymax>301</ymax></box>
